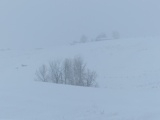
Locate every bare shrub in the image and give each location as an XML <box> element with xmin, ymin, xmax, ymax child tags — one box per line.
<box><xmin>49</xmin><ymin>61</ymin><xmax>63</xmax><ymax>84</ymax></box>
<box><xmin>63</xmin><ymin>58</ymin><xmax>74</xmax><ymax>85</ymax></box>
<box><xmin>35</xmin><ymin>57</ymin><xmax>98</xmax><ymax>87</ymax></box>
<box><xmin>80</xmin><ymin>35</ymin><xmax>88</xmax><ymax>43</ymax></box>
<box><xmin>85</xmin><ymin>70</ymin><xmax>97</xmax><ymax>87</ymax></box>
<box><xmin>95</xmin><ymin>33</ymin><xmax>107</xmax><ymax>41</ymax></box>
<box><xmin>35</xmin><ymin>64</ymin><xmax>48</xmax><ymax>82</ymax></box>
<box><xmin>73</xmin><ymin>56</ymin><xmax>86</xmax><ymax>86</ymax></box>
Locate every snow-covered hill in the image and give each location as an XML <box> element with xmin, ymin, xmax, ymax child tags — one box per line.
<box><xmin>1</xmin><ymin>37</ymin><xmax>160</xmax><ymax>119</ymax></box>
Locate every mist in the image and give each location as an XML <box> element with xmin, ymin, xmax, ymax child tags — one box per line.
<box><xmin>0</xmin><ymin>0</ymin><xmax>160</xmax><ymax>48</ymax></box>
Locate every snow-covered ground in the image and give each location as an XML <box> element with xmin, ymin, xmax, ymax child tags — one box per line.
<box><xmin>1</xmin><ymin>37</ymin><xmax>160</xmax><ymax>119</ymax></box>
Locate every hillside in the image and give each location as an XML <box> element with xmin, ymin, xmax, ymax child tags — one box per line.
<box><xmin>0</xmin><ymin>37</ymin><xmax>160</xmax><ymax>119</ymax></box>
<box><xmin>2</xmin><ymin>37</ymin><xmax>160</xmax><ymax>88</ymax></box>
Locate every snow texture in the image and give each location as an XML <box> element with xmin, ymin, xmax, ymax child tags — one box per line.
<box><xmin>0</xmin><ymin>37</ymin><xmax>160</xmax><ymax>119</ymax></box>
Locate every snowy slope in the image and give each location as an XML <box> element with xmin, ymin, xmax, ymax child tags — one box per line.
<box><xmin>1</xmin><ymin>82</ymin><xmax>160</xmax><ymax>120</ymax></box>
<box><xmin>1</xmin><ymin>37</ymin><xmax>160</xmax><ymax>88</ymax></box>
<box><xmin>1</xmin><ymin>37</ymin><xmax>160</xmax><ymax>119</ymax></box>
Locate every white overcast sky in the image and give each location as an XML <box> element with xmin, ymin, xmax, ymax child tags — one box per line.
<box><xmin>0</xmin><ymin>0</ymin><xmax>160</xmax><ymax>48</ymax></box>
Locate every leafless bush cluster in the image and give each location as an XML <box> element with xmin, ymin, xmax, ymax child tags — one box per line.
<box><xmin>35</xmin><ymin>57</ymin><xmax>98</xmax><ymax>87</ymax></box>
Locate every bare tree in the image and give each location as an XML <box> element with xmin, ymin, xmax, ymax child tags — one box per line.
<box><xmin>63</xmin><ymin>58</ymin><xmax>74</xmax><ymax>85</ymax></box>
<box><xmin>49</xmin><ymin>61</ymin><xmax>63</xmax><ymax>84</ymax></box>
<box><xmin>73</xmin><ymin>56</ymin><xmax>86</xmax><ymax>86</ymax></box>
<box><xmin>35</xmin><ymin>64</ymin><xmax>48</xmax><ymax>82</ymax></box>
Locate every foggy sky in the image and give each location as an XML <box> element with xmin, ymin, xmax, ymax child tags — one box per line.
<box><xmin>0</xmin><ymin>0</ymin><xmax>160</xmax><ymax>48</ymax></box>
